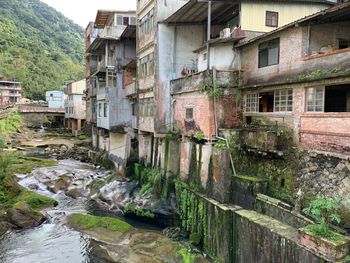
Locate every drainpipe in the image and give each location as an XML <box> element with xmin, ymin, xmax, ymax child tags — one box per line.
<box><xmin>212</xmin><ymin>68</ymin><xmax>237</xmax><ymax>177</ymax></box>
<box><xmin>207</xmin><ymin>0</ymin><xmax>211</xmax><ymax>70</ymax></box>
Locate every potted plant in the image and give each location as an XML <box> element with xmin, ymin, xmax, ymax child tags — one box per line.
<box><xmin>299</xmin><ymin>198</ymin><xmax>350</xmax><ymax>262</ymax></box>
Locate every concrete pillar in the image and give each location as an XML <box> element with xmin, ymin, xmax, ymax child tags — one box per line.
<box><xmin>77</xmin><ymin>119</ymin><xmax>81</xmax><ymax>132</ymax></box>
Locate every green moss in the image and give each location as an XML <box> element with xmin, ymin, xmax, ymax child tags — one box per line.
<box><xmin>177</xmin><ymin>248</ymin><xmax>199</xmax><ymax>263</ymax></box>
<box><xmin>138</xmin><ymin>183</ymin><xmax>151</xmax><ymax>196</ymax></box>
<box><xmin>189</xmin><ymin>232</ymin><xmax>202</xmax><ymax>246</ymax></box>
<box><xmin>69</xmin><ymin>213</ymin><xmax>133</xmax><ymax>233</ymax></box>
<box><xmin>304</xmin><ymin>224</ymin><xmax>345</xmax><ymax>243</ymax></box>
<box><xmin>0</xmin><ymin>111</ymin><xmax>24</xmax><ymax>138</ymax></box>
<box><xmin>123</xmin><ymin>204</ymin><xmax>155</xmax><ymax>219</ymax></box>
<box><xmin>77</xmin><ymin>134</ymin><xmax>89</xmax><ymax>140</ymax></box>
<box><xmin>236</xmin><ymin>175</ymin><xmax>265</xmax><ymax>182</ymax></box>
<box><xmin>0</xmin><ymin>152</ymin><xmax>58</xmax><ymax>209</ymax></box>
<box><xmin>88</xmin><ymin>179</ymin><xmax>105</xmax><ymax>191</ymax></box>
<box><xmin>14</xmin><ymin>190</ymin><xmax>58</xmax><ymax>209</ymax></box>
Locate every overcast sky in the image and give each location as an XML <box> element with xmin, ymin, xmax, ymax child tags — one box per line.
<box><xmin>40</xmin><ymin>0</ymin><xmax>136</xmax><ymax>28</ymax></box>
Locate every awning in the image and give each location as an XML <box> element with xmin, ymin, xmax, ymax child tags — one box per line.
<box><xmin>164</xmin><ymin>0</ymin><xmax>240</xmax><ymax>25</ymax></box>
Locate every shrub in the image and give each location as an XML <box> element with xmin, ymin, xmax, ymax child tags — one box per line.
<box><xmin>303</xmin><ymin>198</ymin><xmax>342</xmax><ymax>240</ymax></box>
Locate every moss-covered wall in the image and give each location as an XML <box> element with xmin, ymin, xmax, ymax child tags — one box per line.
<box><xmin>175</xmin><ymin>183</ymin><xmax>325</xmax><ymax>263</ymax></box>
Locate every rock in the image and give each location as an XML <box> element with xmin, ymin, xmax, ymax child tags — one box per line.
<box><xmin>7</xmin><ymin>207</ymin><xmax>46</xmax><ymax>229</ymax></box>
<box><xmin>308</xmin><ymin>164</ymin><xmax>318</xmax><ymax>172</ymax></box>
<box><xmin>28</xmin><ymin>184</ymin><xmax>39</xmax><ymax>190</ymax></box>
<box><xmin>0</xmin><ymin>221</ymin><xmax>15</xmax><ymax>236</ymax></box>
<box><xmin>65</xmin><ymin>188</ymin><xmax>82</xmax><ymax>199</ymax></box>
<box><xmin>163</xmin><ymin>227</ymin><xmax>188</xmax><ymax>241</ymax></box>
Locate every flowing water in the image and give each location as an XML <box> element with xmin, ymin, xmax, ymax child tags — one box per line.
<box><xmin>0</xmin><ymin>159</ymin><xmax>162</xmax><ymax>263</ymax></box>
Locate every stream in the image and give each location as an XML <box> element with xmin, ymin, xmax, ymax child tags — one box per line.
<box><xmin>0</xmin><ymin>159</ymin><xmax>201</xmax><ymax>263</ymax></box>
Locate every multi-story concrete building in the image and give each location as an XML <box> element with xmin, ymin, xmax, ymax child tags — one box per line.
<box><xmin>136</xmin><ymin>0</ymin><xmax>336</xmax><ymax>166</ymax></box>
<box><xmin>0</xmin><ymin>81</ymin><xmax>21</xmax><ymax>106</ymax></box>
<box><xmin>45</xmin><ymin>90</ymin><xmax>65</xmax><ymax>109</ymax></box>
<box><xmin>239</xmin><ymin>1</ymin><xmax>350</xmax><ymax>155</ymax></box>
<box><xmin>86</xmin><ymin>10</ymin><xmax>137</xmax><ymax>174</ymax></box>
<box><xmin>64</xmin><ymin>79</ymin><xmax>86</xmax><ymax>135</ymax></box>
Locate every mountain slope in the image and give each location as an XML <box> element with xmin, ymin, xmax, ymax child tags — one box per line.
<box><xmin>0</xmin><ymin>0</ymin><xmax>85</xmax><ymax>99</ymax></box>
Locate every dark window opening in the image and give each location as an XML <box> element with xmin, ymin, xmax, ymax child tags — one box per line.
<box><xmin>338</xmin><ymin>39</ymin><xmax>350</xmax><ymax>50</ymax></box>
<box><xmin>259</xmin><ymin>92</ymin><xmax>274</xmax><ymax>112</ymax></box>
<box><xmin>186</xmin><ymin>108</ymin><xmax>193</xmax><ymax>119</ymax></box>
<box><xmin>324</xmin><ymin>85</ymin><xmax>350</xmax><ymax>112</ymax></box>
<box><xmin>259</xmin><ymin>38</ymin><xmax>280</xmax><ymax>68</ymax></box>
<box><xmin>123</xmin><ymin>17</ymin><xmax>129</xmax><ymax>26</ymax></box>
<box><xmin>266</xmin><ymin>11</ymin><xmax>278</xmax><ymax>27</ymax></box>
<box><xmin>246</xmin><ymin>116</ymin><xmax>252</xmax><ymax>125</ymax></box>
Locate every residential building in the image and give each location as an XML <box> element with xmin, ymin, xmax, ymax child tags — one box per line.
<box><xmin>0</xmin><ymin>81</ymin><xmax>21</xmax><ymax>106</ymax></box>
<box><xmin>87</xmin><ymin>10</ymin><xmax>137</xmax><ymax>174</ymax></box>
<box><xmin>45</xmin><ymin>90</ymin><xmax>65</xmax><ymax>109</ymax></box>
<box><xmin>239</xmin><ymin>1</ymin><xmax>350</xmax><ymax>154</ymax></box>
<box><xmin>135</xmin><ymin>0</ymin><xmax>337</xmax><ymax>166</ymax></box>
<box><xmin>65</xmin><ymin>79</ymin><xmax>86</xmax><ymax>135</ymax></box>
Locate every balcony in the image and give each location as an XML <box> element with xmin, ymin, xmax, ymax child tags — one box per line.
<box><xmin>99</xmin><ymin>26</ymin><xmax>125</xmax><ymax>39</ymax></box>
<box><xmin>125</xmin><ymin>82</ymin><xmax>136</xmax><ymax>97</ymax></box>
<box><xmin>171</xmin><ymin>69</ymin><xmax>241</xmax><ymax>95</ymax></box>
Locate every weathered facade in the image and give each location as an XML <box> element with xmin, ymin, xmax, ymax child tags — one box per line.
<box><xmin>45</xmin><ymin>90</ymin><xmax>65</xmax><ymax>109</ymax></box>
<box><xmin>0</xmin><ymin>81</ymin><xmax>21</xmax><ymax>106</ymax></box>
<box><xmin>64</xmin><ymin>79</ymin><xmax>86</xmax><ymax>135</ymax></box>
<box><xmin>86</xmin><ymin>10</ymin><xmax>137</xmax><ymax>174</ymax></box>
<box><xmin>240</xmin><ymin>2</ymin><xmax>350</xmax><ymax>154</ymax></box>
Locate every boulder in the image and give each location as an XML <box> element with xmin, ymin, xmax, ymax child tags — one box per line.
<box><xmin>7</xmin><ymin>207</ymin><xmax>46</xmax><ymax>229</ymax></box>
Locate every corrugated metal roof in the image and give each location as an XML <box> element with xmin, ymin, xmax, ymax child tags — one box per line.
<box><xmin>163</xmin><ymin>0</ymin><xmax>336</xmax><ymax>25</ymax></box>
<box><xmin>164</xmin><ymin>0</ymin><xmax>240</xmax><ymax>25</ymax></box>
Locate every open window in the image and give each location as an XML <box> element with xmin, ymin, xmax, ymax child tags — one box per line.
<box><xmin>306</xmin><ymin>84</ymin><xmax>350</xmax><ymax>112</ymax></box>
<box><xmin>245</xmin><ymin>89</ymin><xmax>293</xmax><ymax>113</ymax></box>
<box><xmin>259</xmin><ymin>92</ymin><xmax>274</xmax><ymax>112</ymax></box>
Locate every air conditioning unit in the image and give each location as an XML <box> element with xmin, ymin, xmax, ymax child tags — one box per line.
<box><xmin>220</xmin><ymin>28</ymin><xmax>231</xmax><ymax>39</ymax></box>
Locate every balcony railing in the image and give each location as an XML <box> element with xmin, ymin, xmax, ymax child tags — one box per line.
<box><xmin>171</xmin><ymin>69</ymin><xmax>241</xmax><ymax>95</ymax></box>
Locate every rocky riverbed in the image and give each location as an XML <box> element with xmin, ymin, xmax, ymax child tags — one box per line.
<box><xmin>0</xmin><ymin>130</ymin><xmax>211</xmax><ymax>262</ymax></box>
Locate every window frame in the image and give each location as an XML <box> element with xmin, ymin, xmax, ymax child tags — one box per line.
<box><xmin>258</xmin><ymin>38</ymin><xmax>280</xmax><ymax>68</ymax></box>
<box><xmin>266</xmin><ymin>11</ymin><xmax>279</xmax><ymax>28</ymax></box>
<box><xmin>274</xmin><ymin>89</ymin><xmax>293</xmax><ymax>112</ymax></box>
<box><xmin>306</xmin><ymin>86</ymin><xmax>325</xmax><ymax>113</ymax></box>
<box><xmin>245</xmin><ymin>93</ymin><xmax>259</xmax><ymax>113</ymax></box>
<box><xmin>185</xmin><ymin>107</ymin><xmax>194</xmax><ymax>120</ymax></box>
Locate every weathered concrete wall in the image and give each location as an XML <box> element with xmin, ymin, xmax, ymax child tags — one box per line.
<box><xmin>175</xmin><ymin>184</ymin><xmax>325</xmax><ymax>263</ymax></box>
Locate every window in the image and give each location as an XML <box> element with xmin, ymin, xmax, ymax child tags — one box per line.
<box><xmin>203</xmin><ymin>53</ymin><xmax>207</xmax><ymax>61</ymax></box>
<box><xmin>186</xmin><ymin>108</ymin><xmax>193</xmax><ymax>119</ymax></box>
<box><xmin>139</xmin><ymin>9</ymin><xmax>154</xmax><ymax>37</ymax></box>
<box><xmin>139</xmin><ymin>98</ymin><xmax>154</xmax><ymax>117</ymax></box>
<box><xmin>245</xmin><ymin>90</ymin><xmax>293</xmax><ymax>113</ymax></box>
<box><xmin>338</xmin><ymin>38</ymin><xmax>350</xmax><ymax>50</ymax></box>
<box><xmin>140</xmin><ymin>53</ymin><xmax>154</xmax><ymax>77</ymax></box>
<box><xmin>98</xmin><ymin>103</ymin><xmax>102</xmax><ymax>117</ymax></box>
<box><xmin>104</xmin><ymin>103</ymin><xmax>108</xmax><ymax>117</ymax></box>
<box><xmin>307</xmin><ymin>85</ymin><xmax>350</xmax><ymax>113</ymax></box>
<box><xmin>266</xmin><ymin>11</ymin><xmax>278</xmax><ymax>27</ymax></box>
<box><xmin>274</xmin><ymin>89</ymin><xmax>293</xmax><ymax>112</ymax></box>
<box><xmin>245</xmin><ymin>93</ymin><xmax>259</xmax><ymax>112</ymax></box>
<box><xmin>306</xmin><ymin>87</ymin><xmax>324</xmax><ymax>112</ymax></box>
<box><xmin>117</xmin><ymin>15</ymin><xmax>123</xmax><ymax>25</ymax></box>
<box><xmin>123</xmin><ymin>17</ymin><xmax>129</xmax><ymax>26</ymax></box>
<box><xmin>259</xmin><ymin>38</ymin><xmax>280</xmax><ymax>68</ymax></box>
<box><xmin>107</xmin><ymin>69</ymin><xmax>116</xmax><ymax>87</ymax></box>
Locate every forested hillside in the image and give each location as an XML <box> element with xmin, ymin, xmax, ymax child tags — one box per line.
<box><xmin>0</xmin><ymin>0</ymin><xmax>85</xmax><ymax>99</ymax></box>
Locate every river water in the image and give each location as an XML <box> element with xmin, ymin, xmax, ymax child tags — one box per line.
<box><xmin>0</xmin><ymin>159</ymin><xmax>164</xmax><ymax>263</ymax></box>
